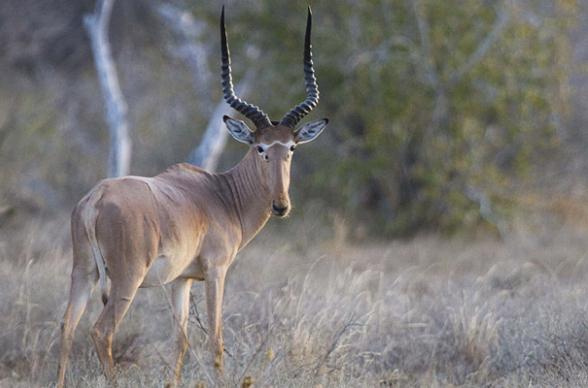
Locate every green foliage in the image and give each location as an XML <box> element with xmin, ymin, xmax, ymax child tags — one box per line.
<box><xmin>0</xmin><ymin>0</ymin><xmax>579</xmax><ymax>237</ymax></box>
<box><xmin>203</xmin><ymin>0</ymin><xmax>577</xmax><ymax>236</ymax></box>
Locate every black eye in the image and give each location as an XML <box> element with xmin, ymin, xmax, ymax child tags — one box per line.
<box><xmin>290</xmin><ymin>145</ymin><xmax>296</xmax><ymax>152</ymax></box>
<box><xmin>256</xmin><ymin>146</ymin><xmax>264</xmax><ymax>154</ymax></box>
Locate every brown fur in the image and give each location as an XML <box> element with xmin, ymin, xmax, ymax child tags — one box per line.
<box><xmin>56</xmin><ymin>127</ymin><xmax>300</xmax><ymax>387</ymax></box>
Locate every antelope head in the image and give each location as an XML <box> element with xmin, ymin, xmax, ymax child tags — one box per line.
<box><xmin>220</xmin><ymin>6</ymin><xmax>329</xmax><ymax>218</ymax></box>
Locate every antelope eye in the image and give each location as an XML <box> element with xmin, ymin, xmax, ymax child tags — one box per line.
<box><xmin>256</xmin><ymin>145</ymin><xmax>264</xmax><ymax>154</ymax></box>
<box><xmin>290</xmin><ymin>145</ymin><xmax>296</xmax><ymax>152</ymax></box>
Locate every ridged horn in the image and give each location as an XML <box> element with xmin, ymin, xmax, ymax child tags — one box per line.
<box><xmin>280</xmin><ymin>6</ymin><xmax>319</xmax><ymax>129</ymax></box>
<box><xmin>220</xmin><ymin>6</ymin><xmax>272</xmax><ymax>129</ymax></box>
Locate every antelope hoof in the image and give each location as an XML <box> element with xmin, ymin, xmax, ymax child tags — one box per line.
<box><xmin>214</xmin><ymin>353</ymin><xmax>224</xmax><ymax>372</ymax></box>
<box><xmin>90</xmin><ymin>328</ymin><xmax>115</xmax><ymax>379</ymax></box>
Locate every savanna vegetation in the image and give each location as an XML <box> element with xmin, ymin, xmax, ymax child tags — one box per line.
<box><xmin>1</xmin><ymin>0</ymin><xmax>588</xmax><ymax>387</ymax></box>
<box><xmin>4</xmin><ymin>214</ymin><xmax>588</xmax><ymax>387</ymax></box>
<box><xmin>0</xmin><ymin>0</ymin><xmax>583</xmax><ymax>236</ymax></box>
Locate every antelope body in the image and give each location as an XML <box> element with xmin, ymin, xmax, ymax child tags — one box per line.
<box><xmin>56</xmin><ymin>6</ymin><xmax>328</xmax><ymax>387</ymax></box>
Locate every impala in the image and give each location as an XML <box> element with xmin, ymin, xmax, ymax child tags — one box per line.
<box><xmin>56</xmin><ymin>6</ymin><xmax>328</xmax><ymax>387</ymax></box>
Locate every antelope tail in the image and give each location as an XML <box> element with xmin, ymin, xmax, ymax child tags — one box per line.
<box><xmin>81</xmin><ymin>189</ymin><xmax>109</xmax><ymax>305</ymax></box>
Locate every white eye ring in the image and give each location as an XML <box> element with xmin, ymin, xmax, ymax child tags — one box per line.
<box><xmin>256</xmin><ymin>145</ymin><xmax>264</xmax><ymax>154</ymax></box>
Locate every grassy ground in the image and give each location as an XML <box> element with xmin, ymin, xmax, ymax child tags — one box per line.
<box><xmin>2</xmin><ymin>214</ymin><xmax>588</xmax><ymax>387</ymax></box>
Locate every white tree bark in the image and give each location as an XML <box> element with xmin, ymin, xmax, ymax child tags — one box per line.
<box><xmin>185</xmin><ymin>105</ymin><xmax>231</xmax><ymax>170</ymax></box>
<box><xmin>155</xmin><ymin>4</ymin><xmax>212</xmax><ymax>102</ymax></box>
<box><xmin>155</xmin><ymin>3</ymin><xmax>255</xmax><ymax>172</ymax></box>
<box><xmin>186</xmin><ymin>74</ymin><xmax>252</xmax><ymax>170</ymax></box>
<box><xmin>84</xmin><ymin>0</ymin><xmax>131</xmax><ymax>178</ymax></box>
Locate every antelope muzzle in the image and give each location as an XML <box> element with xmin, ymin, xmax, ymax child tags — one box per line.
<box><xmin>271</xmin><ymin>200</ymin><xmax>290</xmax><ymax>217</ymax></box>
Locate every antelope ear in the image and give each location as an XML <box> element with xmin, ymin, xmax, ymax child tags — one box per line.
<box><xmin>223</xmin><ymin>115</ymin><xmax>255</xmax><ymax>144</ymax></box>
<box><xmin>295</xmin><ymin>118</ymin><xmax>328</xmax><ymax>144</ymax></box>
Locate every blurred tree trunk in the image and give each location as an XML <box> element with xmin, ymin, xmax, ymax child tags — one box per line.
<box><xmin>155</xmin><ymin>3</ymin><xmax>253</xmax><ymax>171</ymax></box>
<box><xmin>155</xmin><ymin>4</ymin><xmax>212</xmax><ymax>105</ymax></box>
<box><xmin>186</xmin><ymin>76</ymin><xmax>251</xmax><ymax>170</ymax></box>
<box><xmin>84</xmin><ymin>0</ymin><xmax>131</xmax><ymax>178</ymax></box>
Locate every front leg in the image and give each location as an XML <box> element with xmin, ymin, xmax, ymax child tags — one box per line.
<box><xmin>205</xmin><ymin>266</ymin><xmax>228</xmax><ymax>374</ymax></box>
<box><xmin>168</xmin><ymin>278</ymin><xmax>193</xmax><ymax>386</ymax></box>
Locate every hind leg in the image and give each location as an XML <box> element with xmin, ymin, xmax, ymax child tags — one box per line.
<box><xmin>90</xmin><ymin>268</ymin><xmax>146</xmax><ymax>380</ymax></box>
<box><xmin>57</xmin><ymin>266</ymin><xmax>96</xmax><ymax>388</ymax></box>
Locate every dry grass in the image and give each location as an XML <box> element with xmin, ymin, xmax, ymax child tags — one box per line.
<box><xmin>2</xmin><ymin>215</ymin><xmax>588</xmax><ymax>387</ymax></box>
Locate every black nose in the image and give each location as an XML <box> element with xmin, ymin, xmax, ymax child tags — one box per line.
<box><xmin>272</xmin><ymin>203</ymin><xmax>288</xmax><ymax>216</ymax></box>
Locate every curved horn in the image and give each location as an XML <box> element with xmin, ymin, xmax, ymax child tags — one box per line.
<box><xmin>280</xmin><ymin>6</ymin><xmax>320</xmax><ymax>129</ymax></box>
<box><xmin>220</xmin><ymin>6</ymin><xmax>271</xmax><ymax>129</ymax></box>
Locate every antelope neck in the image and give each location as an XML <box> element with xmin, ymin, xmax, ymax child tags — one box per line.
<box><xmin>218</xmin><ymin>149</ymin><xmax>272</xmax><ymax>247</ymax></box>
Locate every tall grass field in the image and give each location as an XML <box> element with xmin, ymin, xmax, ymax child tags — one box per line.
<box><xmin>2</xmin><ymin>214</ymin><xmax>588</xmax><ymax>387</ymax></box>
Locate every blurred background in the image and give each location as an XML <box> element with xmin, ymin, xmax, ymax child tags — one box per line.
<box><xmin>4</xmin><ymin>2</ymin><xmax>588</xmax><ymax>386</ymax></box>
<box><xmin>0</xmin><ymin>0</ymin><xmax>586</xmax><ymax>238</ymax></box>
